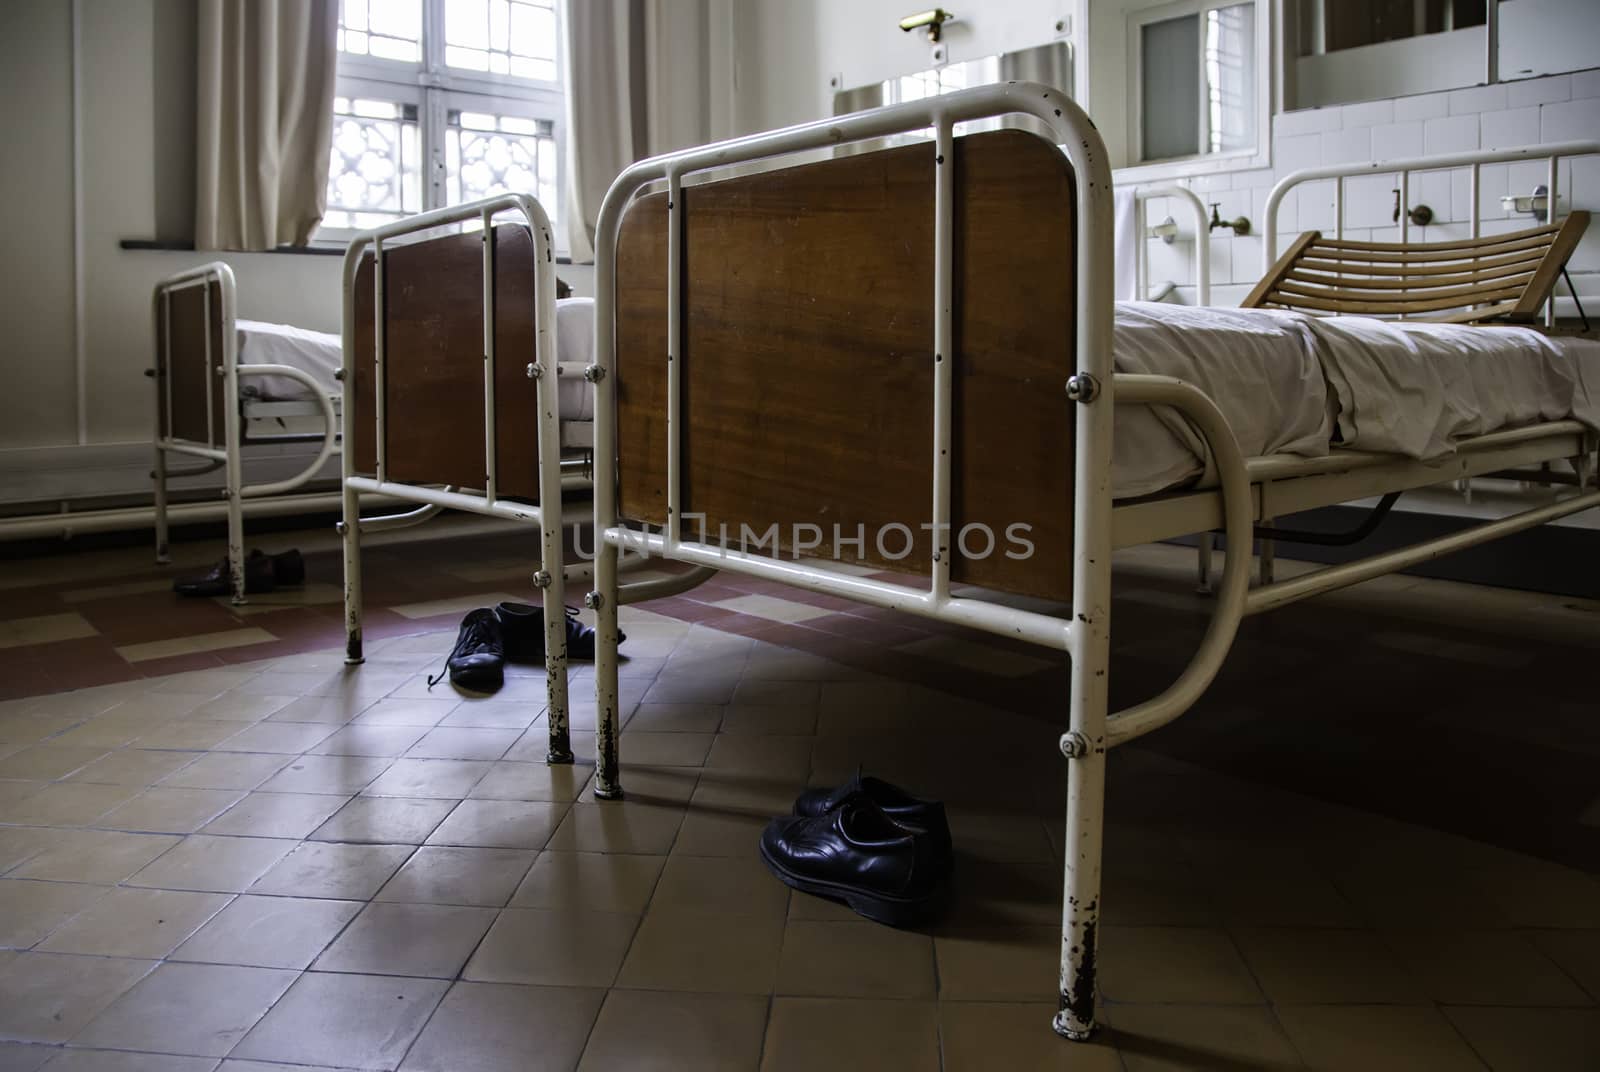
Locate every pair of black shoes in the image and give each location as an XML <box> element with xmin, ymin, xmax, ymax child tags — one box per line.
<box><xmin>760</xmin><ymin>774</ymin><xmax>953</xmax><ymax>927</ymax></box>
<box><xmin>174</xmin><ymin>549</ymin><xmax>305</xmax><ymax>597</ymax></box>
<box><xmin>430</xmin><ymin>601</ymin><xmax>626</xmax><ymax>692</ymax></box>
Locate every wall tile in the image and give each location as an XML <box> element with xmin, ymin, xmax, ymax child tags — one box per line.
<box><xmin>1322</xmin><ymin>127</ymin><xmax>1372</xmax><ymax>165</ymax></box>
<box><xmin>1414</xmin><ymin>173</ymin><xmax>1454</xmax><ymax>224</ymax></box>
<box><xmin>1474</xmin><ymin>164</ymin><xmax>1511</xmax><ymax>219</ymax></box>
<box><xmin>1371</xmin><ymin>121</ymin><xmax>1424</xmax><ymax>161</ymax></box>
<box><xmin>1423</xmin><ymin>114</ymin><xmax>1479</xmax><ymax>155</ymax></box>
<box><xmin>1207</xmin><ymin>235</ymin><xmax>1235</xmax><ymax>285</ymax></box>
<box><xmin>1231</xmin><ymin>167</ymin><xmax>1275</xmax><ymax>190</ymax></box>
<box><xmin>1341</xmin><ymin>100</ymin><xmax>1395</xmax><ymax>129</ymax></box>
<box><xmin>1394</xmin><ymin>92</ymin><xmax>1449</xmax><ymax>122</ymax></box>
<box><xmin>1274</xmin><ymin>107</ymin><xmax>1342</xmax><ymax>138</ymax></box>
<box><xmin>1230</xmin><ymin>235</ymin><xmax>1263</xmax><ymax>282</ymax></box>
<box><xmin>1573</xmin><ymin>68</ymin><xmax>1600</xmax><ymax>100</ymax></box>
<box><xmin>1540</xmin><ymin>98</ymin><xmax>1600</xmax><ymax>144</ymax></box>
<box><xmin>1506</xmin><ymin>75</ymin><xmax>1571</xmax><ymax>109</ymax></box>
<box><xmin>1296</xmin><ymin>179</ymin><xmax>1337</xmax><ymax>231</ymax></box>
<box><xmin>1344</xmin><ymin>174</ymin><xmax>1397</xmax><ymax>229</ymax></box>
<box><xmin>1274</xmin><ymin>132</ymin><xmax>1323</xmax><ymax>175</ymax></box>
<box><xmin>1479</xmin><ymin>107</ymin><xmax>1543</xmax><ymax>150</ymax></box>
<box><xmin>1449</xmin><ymin>84</ymin><xmax>1509</xmax><ymax>115</ymax></box>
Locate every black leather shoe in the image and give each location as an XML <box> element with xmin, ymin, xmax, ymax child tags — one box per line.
<box><xmin>494</xmin><ymin>602</ymin><xmax>625</xmax><ymax>662</ymax></box>
<box><xmin>794</xmin><ymin>774</ymin><xmax>953</xmax><ymax>870</ymax></box>
<box><xmin>270</xmin><ymin>549</ymin><xmax>305</xmax><ymax>587</ymax></box>
<box><xmin>174</xmin><ymin>549</ymin><xmax>277</xmax><ymax>597</ymax></box>
<box><xmin>760</xmin><ymin>795</ymin><xmax>948</xmax><ymax>927</ymax></box>
<box><xmin>428</xmin><ymin>608</ymin><xmax>504</xmax><ymax>692</ymax></box>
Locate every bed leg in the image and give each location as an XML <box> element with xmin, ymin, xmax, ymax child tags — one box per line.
<box><xmin>340</xmin><ymin>482</ymin><xmax>364</xmax><ymax>665</ymax></box>
<box><xmin>153</xmin><ymin>444</ymin><xmax>171</xmax><ymax>565</ymax></box>
<box><xmin>591</xmin><ymin>542</ymin><xmax>623</xmax><ymax>800</ymax></box>
<box><xmin>539</xmin><ymin>526</ymin><xmax>573</xmax><ymax>765</ymax></box>
<box><xmin>224</xmin><ymin>483</ymin><xmax>246</xmax><ymax>606</ymax></box>
<box><xmin>1054</xmin><ymin>690</ymin><xmax>1108</xmax><ymax>1040</ymax></box>
<box><xmin>1195</xmin><ymin>532</ymin><xmax>1213</xmax><ymax>594</ymax></box>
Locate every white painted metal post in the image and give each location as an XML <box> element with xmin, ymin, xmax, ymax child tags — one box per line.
<box><xmin>152</xmin><ymin>288</ymin><xmax>171</xmax><ymax>564</ymax></box>
<box><xmin>591</xmin><ymin>180</ymin><xmax>629</xmax><ymax>799</ymax></box>
<box><xmin>482</xmin><ymin>209</ymin><xmax>499</xmax><ymax>504</ymax></box>
<box><xmin>931</xmin><ymin>119</ymin><xmax>954</xmax><ymax>602</ymax></box>
<box><xmin>213</xmin><ymin>276</ymin><xmax>247</xmax><ymax>605</ymax></box>
<box><xmin>1547</xmin><ymin>155</ymin><xmax>1559</xmax><ymax>327</ymax></box>
<box><xmin>339</xmin><ymin>241</ymin><xmax>367</xmax><ymax>665</ymax></box>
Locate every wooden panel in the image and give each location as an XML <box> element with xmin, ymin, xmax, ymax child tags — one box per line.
<box><xmin>615</xmin><ymin>129</ymin><xmax>1077</xmax><ymax>601</ymax></box>
<box><xmin>351</xmin><ymin>224</ymin><xmax>544</xmax><ymax>500</ymax></box>
<box><xmin>160</xmin><ymin>280</ymin><xmax>226</xmax><ymax>446</ymax></box>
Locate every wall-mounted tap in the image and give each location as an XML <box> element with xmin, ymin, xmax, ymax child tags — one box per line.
<box><xmin>1392</xmin><ymin>188</ymin><xmax>1434</xmax><ymax>227</ymax></box>
<box><xmin>1208</xmin><ymin>203</ymin><xmax>1251</xmax><ymax>236</ymax></box>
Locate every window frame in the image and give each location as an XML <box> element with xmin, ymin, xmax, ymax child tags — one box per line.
<box><xmin>318</xmin><ymin>0</ymin><xmax>567</xmax><ymax>250</ymax></box>
<box><xmin>1121</xmin><ymin>0</ymin><xmax>1272</xmax><ymax>183</ymax></box>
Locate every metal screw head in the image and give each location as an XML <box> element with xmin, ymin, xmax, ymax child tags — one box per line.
<box><xmin>527</xmin><ymin>362</ymin><xmax>544</xmax><ymax>379</ymax></box>
<box><xmin>583</xmin><ymin>590</ymin><xmax>603</xmax><ymax>610</ymax></box>
<box><xmin>1065</xmin><ymin>373</ymin><xmax>1100</xmax><ymax>403</ymax></box>
<box><xmin>583</xmin><ymin>364</ymin><xmax>605</xmax><ymax>383</ymax></box>
<box><xmin>531</xmin><ymin>570</ymin><xmax>552</xmax><ymax>588</ymax></box>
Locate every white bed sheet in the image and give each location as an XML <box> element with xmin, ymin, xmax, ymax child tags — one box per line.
<box><xmin>238</xmin><ymin>297</ymin><xmax>597</xmax><ymax>422</ymax></box>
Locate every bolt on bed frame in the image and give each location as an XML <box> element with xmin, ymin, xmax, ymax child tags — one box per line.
<box><xmin>580</xmin><ymin>83</ymin><xmax>1600</xmax><ymax>1041</ymax></box>
<box><xmin>150</xmin><ymin>262</ymin><xmax>339</xmax><ymax>604</ymax></box>
<box><xmin>338</xmin><ymin>194</ymin><xmax>582</xmax><ymax>762</ymax></box>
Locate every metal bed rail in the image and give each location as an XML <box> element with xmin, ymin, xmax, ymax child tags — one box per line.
<box><xmin>338</xmin><ymin>193</ymin><xmax>580</xmax><ymax>765</ymax></box>
<box><xmin>1125</xmin><ymin>182</ymin><xmax>1212</xmax><ymax>305</ymax></box>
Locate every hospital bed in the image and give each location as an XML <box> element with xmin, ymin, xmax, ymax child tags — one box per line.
<box><xmin>574</xmin><ymin>83</ymin><xmax>1600</xmax><ymax>1040</ymax></box>
<box><xmin>150</xmin><ymin>263</ymin><xmax>340</xmax><ymax>603</ymax></box>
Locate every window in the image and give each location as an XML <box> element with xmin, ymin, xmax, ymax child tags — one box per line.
<box><xmin>321</xmin><ymin>0</ymin><xmax>564</xmax><ymax>242</ymax></box>
<box><xmin>1133</xmin><ymin>1</ymin><xmax>1260</xmax><ymax>166</ymax></box>
<box><xmin>1290</xmin><ymin>0</ymin><xmax>1489</xmax><ymax>109</ymax></box>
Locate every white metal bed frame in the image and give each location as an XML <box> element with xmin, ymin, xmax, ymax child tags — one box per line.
<box><xmin>575</xmin><ymin>83</ymin><xmax>1600</xmax><ymax>1040</ymax></box>
<box><xmin>150</xmin><ymin>262</ymin><xmax>340</xmax><ymax>604</ymax></box>
<box><xmin>1127</xmin><ymin>182</ymin><xmax>1212</xmax><ymax>305</ymax></box>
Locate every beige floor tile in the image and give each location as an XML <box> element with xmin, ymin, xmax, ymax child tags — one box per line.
<box><xmin>1529</xmin><ymin>929</ymin><xmax>1600</xmax><ymax>999</ymax></box>
<box><xmin>182</xmin><ymin>692</ymin><xmax>298</xmax><ymax>723</ymax></box>
<box><xmin>1275</xmin><ymin>1004</ymin><xmax>1487</xmax><ymax>1072</ymax></box>
<box><xmin>424</xmin><ymin>799</ymin><xmax>567</xmax><ymax>849</ymax></box>
<box><xmin>361</xmin><ymin>758</ymin><xmax>493</xmax><ymax>799</ymax></box>
<box><xmin>309</xmin><ymin>723</ymin><xmax>431</xmax><ymax>757</ymax></box>
<box><xmin>131</xmin><ymin>719</ymin><xmax>246</xmax><ymax>750</ymax></box>
<box><xmin>0</xmin><ymin>612</ymin><xmax>97</xmax><ymax>649</ymax></box>
<box><xmin>264</xmin><ymin>694</ymin><xmax>375</xmax><ymax>724</ymax></box>
<box><xmin>468</xmin><ymin>759</ymin><xmax>588</xmax><ymax>802</ymax></box>
<box><xmin>310</xmin><ymin>796</ymin><xmax>457</xmax><ymax>844</ymax></box>
<box><xmin>217</xmin><ymin>721</ymin><xmax>338</xmax><ymax>754</ymax></box>
<box><xmin>936</xmin><ymin>926</ymin><xmax>1061</xmax><ymax>1002</ymax></box>
<box><xmin>126</xmin><ymin>834</ymin><xmax>298</xmax><ymax>893</ymax></box>
<box><xmin>10</xmin><ymin>829</ymin><xmax>181</xmax><ymax>884</ymax></box>
<box><xmin>1</xmin><ymin>782</ymin><xmax>141</xmax><ymax>827</ymax></box>
<box><xmin>641</xmin><ymin>676</ymin><xmax>739</xmax><ymax>705</ymax></box>
<box><xmin>0</xmin><ymin>1040</ymin><xmax>52</xmax><ymax>1071</ymax></box>
<box><xmin>1469</xmin><ymin>863</ymin><xmax>1600</xmax><ymax>928</ymax></box>
<box><xmin>64</xmin><ymin>749</ymin><xmax>197</xmax><ymax>787</ymax></box>
<box><xmin>1381</xmin><ymin>929</ymin><xmax>1592</xmax><ymax>1006</ymax></box>
<box><xmin>650</xmin><ymin>854</ymin><xmax>790</xmax><ymax>921</ymax></box>
<box><xmin>1441</xmin><ymin>1005</ymin><xmax>1600</xmax><ymax>1072</ymax></box>
<box><xmin>201</xmin><ymin>791</ymin><xmax>350</xmax><ymax>838</ymax></box>
<box><xmin>352</xmin><ymin>697</ymin><xmax>462</xmax><ymax>727</ymax></box>
<box><xmin>703</xmin><ymin>734</ymin><xmax>813</xmax><ymax>780</ymax></box>
<box><xmin>158</xmin><ymin>751</ymin><xmax>292</xmax><ymax>791</ymax></box>
<box><xmin>670</xmin><ymin>808</ymin><xmax>769</xmax><ymax>858</ymax></box>
<box><xmin>625</xmin><ymin>703</ymin><xmax>724</xmax><ymax>733</ymax></box>
<box><xmin>578</xmin><ymin>989</ymin><xmax>769</xmax><ymax>1072</ymax></box>
<box><xmin>1105</xmin><ymin>1004</ymin><xmax>1303</xmax><ymax>1072</ymax></box>
<box><xmin>718</xmin><ymin>704</ymin><xmax>818</xmax><ymax>736</ymax></box>
<box><xmin>776</xmin><ymin>920</ymin><xmax>936</xmax><ymax>999</ymax></box>
<box><xmin>36</xmin><ymin>886</ymin><xmax>228</xmax><ymax>958</ymax></box>
<box><xmin>0</xmin><ymin>951</ymin><xmax>156</xmax><ymax>1043</ymax></box>
<box><xmin>248</xmin><ymin>841</ymin><xmax>415</xmax><ymax>900</ymax></box>
<box><xmin>761</xmin><ymin>997</ymin><xmax>940</xmax><ymax>1072</ymax></box>
<box><xmin>257</xmin><ymin>754</ymin><xmax>394</xmax><ymax>795</ymax></box>
<box><xmin>618</xmin><ymin>908</ymin><xmax>784</xmax><ymax>994</ymax></box>
<box><xmin>465</xmin><ymin>907</ymin><xmax>639</xmax><ymax>988</ymax></box>
<box><xmin>232</xmin><ymin>671</ymin><xmax>328</xmax><ymax>697</ymax></box>
<box><xmin>1097</xmin><ymin>926</ymin><xmax>1263</xmax><ymax>1004</ymax></box>
<box><xmin>229</xmin><ymin>971</ymin><xmax>450</xmax><ymax>1069</ymax></box>
<box><xmin>71</xmin><ymin>961</ymin><xmax>295</xmax><ymax>1057</ymax></box>
<box><xmin>0</xmin><ymin>746</ymin><xmax>110</xmax><ymax>781</ymax></box>
<box><xmin>0</xmin><ymin>879</ymin><xmax>110</xmax><ymax>950</ymax></box>
<box><xmin>30</xmin><ymin>1049</ymin><xmax>218</xmax><ymax>1071</ymax></box>
<box><xmin>389</xmin><ymin>592</ymin><xmax>523</xmax><ymax>620</ymax></box>
<box><xmin>314</xmin><ymin>901</ymin><xmax>496</xmax><ymax>978</ymax></box>
<box><xmin>376</xmin><ymin>846</ymin><xmax>535</xmax><ymax>907</ymax></box>
<box><xmin>0</xmin><ymin>826</ymin><xmax>54</xmax><ymax>872</ymax></box>
<box><xmin>545</xmin><ymin>800</ymin><xmax>686</xmax><ymax>855</ymax></box>
<box><xmin>438</xmin><ymin>701</ymin><xmax>542</xmax><ymax>730</ymax></box>
<box><xmin>510</xmin><ymin>851</ymin><xmax>665</xmax><ymax>915</ymax></box>
<box><xmin>576</xmin><ymin>730</ymin><xmax>714</xmax><ymax>768</ymax></box>
<box><xmin>115</xmin><ymin>627</ymin><xmax>276</xmax><ymax>663</ymax></box>
<box><xmin>713</xmin><ymin>593</ymin><xmax>835</xmax><ymax>624</ymax></box>
<box><xmin>940</xmin><ymin>1002</ymin><xmax>1123</xmax><ymax>1072</ymax></box>
<box><xmin>172</xmin><ymin>893</ymin><xmax>362</xmax><ymax>969</ymax></box>
<box><xmin>403</xmin><ymin>726</ymin><xmax>522</xmax><ymax>761</ymax></box>
<box><xmin>93</xmin><ymin>786</ymin><xmax>245</xmax><ymax>834</ymax></box>
<box><xmin>401</xmin><ymin>980</ymin><xmax>606</xmax><ymax>1072</ymax></box>
<box><xmin>1232</xmin><ymin>926</ymin><xmax>1429</xmax><ymax>1004</ymax></box>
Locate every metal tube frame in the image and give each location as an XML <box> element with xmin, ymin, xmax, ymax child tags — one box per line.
<box><xmin>339</xmin><ymin>193</ymin><xmax>578</xmax><ymax>764</ymax></box>
<box><xmin>1126</xmin><ymin>182</ymin><xmax>1212</xmax><ymax>305</ymax></box>
<box><xmin>582</xmin><ymin>83</ymin><xmax>1600</xmax><ymax>1042</ymax></box>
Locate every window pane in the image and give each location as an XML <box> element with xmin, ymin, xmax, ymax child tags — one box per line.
<box><xmin>323</xmin><ymin>96</ymin><xmax>422</xmax><ymax>231</ymax></box>
<box><xmin>447</xmin><ymin>0</ymin><xmax>559</xmax><ymax>81</ymax></box>
<box><xmin>1206</xmin><ymin>4</ymin><xmax>1255</xmax><ymax>154</ymax></box>
<box><xmin>338</xmin><ymin>0</ymin><xmax>421</xmax><ymax>62</ymax></box>
<box><xmin>445</xmin><ymin>109</ymin><xmax>559</xmax><ymax>235</ymax></box>
<box><xmin>1141</xmin><ymin>14</ymin><xmax>1201</xmax><ymax>161</ymax></box>
<box><xmin>1297</xmin><ymin>0</ymin><xmax>1486</xmax><ymax>56</ymax></box>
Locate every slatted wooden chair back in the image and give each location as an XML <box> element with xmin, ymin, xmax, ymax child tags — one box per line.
<box><xmin>1242</xmin><ymin>212</ymin><xmax>1589</xmax><ymax>324</ymax></box>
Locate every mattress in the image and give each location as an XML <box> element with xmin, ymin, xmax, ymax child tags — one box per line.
<box><xmin>238</xmin><ymin>297</ymin><xmax>598</xmax><ymax>422</ymax></box>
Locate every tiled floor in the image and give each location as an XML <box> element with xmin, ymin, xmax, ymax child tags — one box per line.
<box><xmin>1</xmin><ymin>523</ymin><xmax>1598</xmax><ymax>1069</ymax></box>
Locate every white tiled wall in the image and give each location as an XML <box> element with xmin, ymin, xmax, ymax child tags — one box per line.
<box><xmin>1136</xmin><ymin>71</ymin><xmax>1600</xmax><ymax>312</ymax></box>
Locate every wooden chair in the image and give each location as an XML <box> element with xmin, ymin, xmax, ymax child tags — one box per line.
<box><xmin>1242</xmin><ymin>212</ymin><xmax>1590</xmax><ymax>325</ymax></box>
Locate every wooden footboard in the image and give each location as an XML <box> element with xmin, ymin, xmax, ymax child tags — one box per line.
<box><xmin>614</xmin><ymin>129</ymin><xmax>1079</xmax><ymax>601</ymax></box>
<box><xmin>350</xmin><ymin>224</ymin><xmax>548</xmax><ymax>500</ymax></box>
<box><xmin>154</xmin><ymin>278</ymin><xmax>227</xmax><ymax>448</ymax></box>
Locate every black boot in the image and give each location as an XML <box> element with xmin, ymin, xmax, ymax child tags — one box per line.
<box><xmin>494</xmin><ymin>602</ymin><xmax>625</xmax><ymax>662</ymax></box>
<box><xmin>428</xmin><ymin>608</ymin><xmax>505</xmax><ymax>692</ymax></box>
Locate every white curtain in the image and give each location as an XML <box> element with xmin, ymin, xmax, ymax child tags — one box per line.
<box><xmin>564</xmin><ymin>0</ymin><xmax>712</xmax><ymax>261</ymax></box>
<box><xmin>194</xmin><ymin>0</ymin><xmax>339</xmax><ymax>251</ymax></box>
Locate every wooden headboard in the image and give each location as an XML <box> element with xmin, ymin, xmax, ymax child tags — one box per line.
<box><xmin>154</xmin><ymin>278</ymin><xmax>227</xmax><ymax>448</ymax></box>
<box><xmin>1242</xmin><ymin>213</ymin><xmax>1590</xmax><ymax>324</ymax></box>
<box><xmin>614</xmin><ymin>129</ymin><xmax>1080</xmax><ymax>602</ymax></box>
